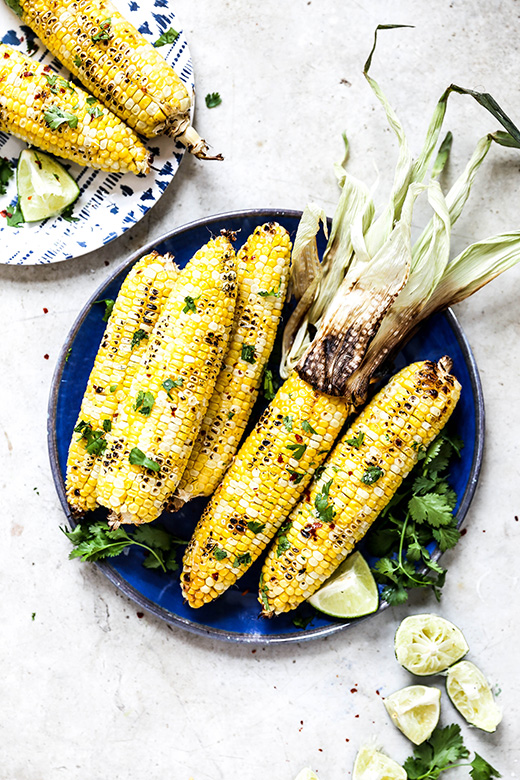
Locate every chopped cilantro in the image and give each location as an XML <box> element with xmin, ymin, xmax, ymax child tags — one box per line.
<box><xmin>92</xmin><ymin>17</ymin><xmax>112</xmax><ymax>42</ymax></box>
<box><xmin>283</xmin><ymin>414</ymin><xmax>293</xmax><ymax>431</ymax></box>
<box><xmin>205</xmin><ymin>92</ymin><xmax>222</xmax><ymax>108</ymax></box>
<box><xmin>129</xmin><ymin>447</ymin><xmax>160</xmax><ymax>472</ymax></box>
<box><xmin>0</xmin><ymin>157</ymin><xmax>14</xmax><ymax>196</ymax></box>
<box><xmin>346</xmin><ymin>431</ymin><xmax>365</xmax><ymax>448</ymax></box>
<box><xmin>60</xmin><ymin>201</ymin><xmax>79</xmax><ymax>222</ymax></box>
<box><xmin>258</xmin><ymin>282</ymin><xmax>282</xmax><ymax>298</ymax></box>
<box><xmin>153</xmin><ymin>27</ymin><xmax>179</xmax><ymax>47</ymax></box>
<box><xmin>109</xmin><ymin>384</ymin><xmax>118</xmax><ymax>392</ymax></box>
<box><xmin>302</xmin><ymin>420</ymin><xmax>317</xmax><ymax>435</ymax></box>
<box><xmin>131</xmin><ymin>328</ymin><xmax>149</xmax><ymax>349</ymax></box>
<box><xmin>163</xmin><ymin>377</ymin><xmax>183</xmax><ymax>397</ymax></box>
<box><xmin>287</xmin><ymin>442</ymin><xmax>307</xmax><ymax>460</ymax></box>
<box><xmin>213</xmin><ymin>546</ymin><xmax>227</xmax><ymax>561</ymax></box>
<box><xmin>361</xmin><ymin>465</ymin><xmax>384</xmax><ymax>485</ymax></box>
<box><xmin>182</xmin><ymin>295</ymin><xmax>199</xmax><ymax>313</ymax></box>
<box><xmin>263</xmin><ymin>368</ymin><xmax>277</xmax><ymax>401</ymax></box>
<box><xmin>44</xmin><ymin>105</ymin><xmax>78</xmax><ymax>130</ymax></box>
<box><xmin>233</xmin><ymin>552</ymin><xmax>252</xmax><ymax>567</ymax></box>
<box><xmin>102</xmin><ymin>419</ymin><xmax>112</xmax><ymax>432</ymax></box>
<box><xmin>247</xmin><ymin>520</ymin><xmax>266</xmax><ymax>533</ymax></box>
<box><xmin>227</xmin><ymin>411</ymin><xmax>235</xmax><ymax>420</ymax></box>
<box><xmin>241</xmin><ymin>344</ymin><xmax>256</xmax><ymax>363</ymax></box>
<box><xmin>276</xmin><ymin>535</ymin><xmax>290</xmax><ymax>557</ymax></box>
<box><xmin>315</xmin><ymin>479</ymin><xmax>336</xmax><ymax>524</ymax></box>
<box><xmin>74</xmin><ymin>55</ymin><xmax>82</xmax><ymax>67</ymax></box>
<box><xmin>6</xmin><ymin>201</ymin><xmax>24</xmax><ymax>227</ymax></box>
<box><xmin>74</xmin><ymin>419</ymin><xmax>108</xmax><ymax>456</ymax></box>
<box><xmin>95</xmin><ymin>298</ymin><xmax>114</xmax><ymax>322</ymax></box>
<box><xmin>287</xmin><ymin>469</ymin><xmax>305</xmax><ymax>484</ymax></box>
<box><xmin>87</xmin><ymin>103</ymin><xmax>104</xmax><ymax>119</ymax></box>
<box><xmin>134</xmin><ymin>390</ymin><xmax>155</xmax><ymax>416</ymax></box>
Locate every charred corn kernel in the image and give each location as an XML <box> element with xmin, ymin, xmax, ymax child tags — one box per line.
<box><xmin>12</xmin><ymin>0</ymin><xmax>214</xmax><ymax>157</ymax></box>
<box><xmin>65</xmin><ymin>252</ymin><xmax>179</xmax><ymax>515</ymax></box>
<box><xmin>175</xmin><ymin>223</ymin><xmax>292</xmax><ymax>504</ymax></box>
<box><xmin>260</xmin><ymin>358</ymin><xmax>461</xmax><ymax>615</ymax></box>
<box><xmin>96</xmin><ymin>234</ymin><xmax>237</xmax><ymax>525</ymax></box>
<box><xmin>0</xmin><ymin>44</ymin><xmax>151</xmax><ymax>175</ymax></box>
<box><xmin>181</xmin><ymin>372</ymin><xmax>350</xmax><ymax>608</ymax></box>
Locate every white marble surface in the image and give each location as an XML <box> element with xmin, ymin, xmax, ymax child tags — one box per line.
<box><xmin>2</xmin><ymin>0</ymin><xmax>519</xmax><ymax>777</ymax></box>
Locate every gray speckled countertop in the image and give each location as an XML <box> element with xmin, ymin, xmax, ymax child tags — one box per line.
<box><xmin>1</xmin><ymin>1</ymin><xmax>519</xmax><ymax>778</ymax></box>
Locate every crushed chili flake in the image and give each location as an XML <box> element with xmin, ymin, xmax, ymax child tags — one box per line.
<box><xmin>460</xmin><ymin>528</ymin><xmax>467</xmax><ymax>536</ymax></box>
<box><xmin>43</xmin><ymin>307</ymin><xmax>48</xmax><ymax>313</ymax></box>
<box><xmin>0</xmin><ymin>210</ymin><xmax>7</xmax><ymax>218</ymax></box>
<box><xmin>44</xmin><ymin>354</ymin><xmax>49</xmax><ymax>360</ymax></box>
<box><xmin>43</xmin><ymin>64</ymin><xmax>50</xmax><ymax>72</ymax></box>
<box><xmin>295</xmin><ymin>433</ymin><xmax>303</xmax><ymax>443</ymax></box>
<box><xmin>136</xmin><ymin>611</ymin><xmax>144</xmax><ymax>618</ymax></box>
<box><xmin>354</xmin><ymin>714</ymin><xmax>359</xmax><ymax>718</ymax></box>
<box><xmin>515</xmin><ymin>516</ymin><xmax>519</xmax><ymax>521</ymax></box>
<box><xmin>350</xmin><ymin>687</ymin><xmax>357</xmax><ymax>693</ymax></box>
<box><xmin>3</xmin><ymin>52</ymin><xmax>10</xmax><ymax>59</ymax></box>
<box><xmin>23</xmin><ymin>71</ymin><xmax>34</xmax><ymax>77</ymax></box>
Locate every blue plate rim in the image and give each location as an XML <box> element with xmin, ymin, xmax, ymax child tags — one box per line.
<box><xmin>47</xmin><ymin>207</ymin><xmax>485</xmax><ymax>645</ymax></box>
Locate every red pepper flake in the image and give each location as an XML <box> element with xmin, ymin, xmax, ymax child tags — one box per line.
<box><xmin>43</xmin><ymin>64</ymin><xmax>50</xmax><ymax>72</ymax></box>
<box><xmin>482</xmin><ymin>529</ymin><xmax>486</xmax><ymax>533</ymax></box>
<box><xmin>136</xmin><ymin>611</ymin><xmax>144</xmax><ymax>618</ymax></box>
<box><xmin>0</xmin><ymin>210</ymin><xmax>6</xmax><ymax>218</ymax></box>
<box><xmin>43</xmin><ymin>307</ymin><xmax>48</xmax><ymax>313</ymax></box>
<box><xmin>104</xmin><ymin>260</ymin><xmax>109</xmax><ymax>266</ymax></box>
<box><xmin>375</xmin><ymin>689</ymin><xmax>381</xmax><ymax>696</ymax></box>
<box><xmin>295</xmin><ymin>433</ymin><xmax>303</xmax><ymax>443</ymax></box>
<box><xmin>318</xmin><ymin>749</ymin><xmax>323</xmax><ymax>753</ymax></box>
<box><xmin>277</xmin><ymin>455</ymin><xmax>284</xmax><ymax>463</ymax></box>
<box><xmin>460</xmin><ymin>528</ymin><xmax>467</xmax><ymax>536</ymax></box>
<box><xmin>3</xmin><ymin>52</ymin><xmax>10</xmax><ymax>58</ymax></box>
<box><xmin>515</xmin><ymin>516</ymin><xmax>519</xmax><ymax>521</ymax></box>
<box><xmin>241</xmin><ymin>589</ymin><xmax>249</xmax><ymax>596</ymax></box>
<box><xmin>44</xmin><ymin>354</ymin><xmax>49</xmax><ymax>360</ymax></box>
<box><xmin>27</xmin><ymin>196</ymin><xmax>32</xmax><ymax>201</ymax></box>
<box><xmin>251</xmin><ymin>649</ymin><xmax>256</xmax><ymax>653</ymax></box>
<box><xmin>354</xmin><ymin>714</ymin><xmax>360</xmax><ymax>718</ymax></box>
<box><xmin>23</xmin><ymin>70</ymin><xmax>34</xmax><ymax>77</ymax></box>
<box><xmin>211</xmin><ymin>572</ymin><xmax>219</xmax><ymax>581</ymax></box>
<box><xmin>350</xmin><ymin>687</ymin><xmax>357</xmax><ymax>693</ymax></box>
<box><xmin>348</xmin><ymin>470</ymin><xmax>353</xmax><ymax>476</ymax></box>
<box><xmin>345</xmin><ymin>738</ymin><xmax>350</xmax><ymax>742</ymax></box>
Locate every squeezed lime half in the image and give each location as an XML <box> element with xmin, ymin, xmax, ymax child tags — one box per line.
<box><xmin>293</xmin><ymin>769</ymin><xmax>320</xmax><ymax>780</ymax></box>
<box><xmin>17</xmin><ymin>148</ymin><xmax>79</xmax><ymax>222</ymax></box>
<box><xmin>353</xmin><ymin>745</ymin><xmax>406</xmax><ymax>780</ymax></box>
<box><xmin>394</xmin><ymin>614</ymin><xmax>469</xmax><ymax>675</ymax></box>
<box><xmin>307</xmin><ymin>551</ymin><xmax>379</xmax><ymax>618</ymax></box>
<box><xmin>383</xmin><ymin>684</ymin><xmax>441</xmax><ymax>744</ymax></box>
<box><xmin>446</xmin><ymin>660</ymin><xmax>502</xmax><ymax>732</ymax></box>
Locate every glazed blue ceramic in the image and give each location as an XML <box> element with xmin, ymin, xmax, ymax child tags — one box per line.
<box><xmin>48</xmin><ymin>209</ymin><xmax>484</xmax><ymax>643</ymax></box>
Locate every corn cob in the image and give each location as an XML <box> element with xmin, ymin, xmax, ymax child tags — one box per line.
<box><xmin>66</xmin><ymin>251</ymin><xmax>179</xmax><ymax>516</ymax></box>
<box><xmin>95</xmin><ymin>233</ymin><xmax>237</xmax><ymax>526</ymax></box>
<box><xmin>8</xmin><ymin>0</ymin><xmax>219</xmax><ymax>159</ymax></box>
<box><xmin>175</xmin><ymin>223</ymin><xmax>292</xmax><ymax>505</ymax></box>
<box><xmin>0</xmin><ymin>44</ymin><xmax>151</xmax><ymax>174</ymax></box>
<box><xmin>181</xmin><ymin>372</ymin><xmax>349</xmax><ymax>608</ymax></box>
<box><xmin>259</xmin><ymin>358</ymin><xmax>461</xmax><ymax>616</ymax></box>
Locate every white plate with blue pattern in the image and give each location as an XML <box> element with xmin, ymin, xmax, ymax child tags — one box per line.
<box><xmin>0</xmin><ymin>0</ymin><xmax>193</xmax><ymax>265</ymax></box>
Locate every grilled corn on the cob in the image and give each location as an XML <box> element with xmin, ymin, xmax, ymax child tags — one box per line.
<box><xmin>66</xmin><ymin>251</ymin><xmax>179</xmax><ymax>516</ymax></box>
<box><xmin>0</xmin><ymin>44</ymin><xmax>151</xmax><ymax>174</ymax></box>
<box><xmin>259</xmin><ymin>358</ymin><xmax>461</xmax><ymax>615</ymax></box>
<box><xmin>9</xmin><ymin>0</ymin><xmax>218</xmax><ymax>158</ymax></box>
<box><xmin>181</xmin><ymin>372</ymin><xmax>349</xmax><ymax>608</ymax></box>
<box><xmin>175</xmin><ymin>222</ymin><xmax>292</xmax><ymax>504</ymax></box>
<box><xmin>96</xmin><ymin>233</ymin><xmax>237</xmax><ymax>526</ymax></box>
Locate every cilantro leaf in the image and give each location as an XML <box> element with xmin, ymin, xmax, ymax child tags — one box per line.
<box><xmin>0</xmin><ymin>157</ymin><xmax>14</xmax><ymax>196</ymax></box>
<box><xmin>283</xmin><ymin>415</ymin><xmax>293</xmax><ymax>431</ymax></box>
<box><xmin>163</xmin><ymin>377</ymin><xmax>183</xmax><ymax>397</ymax></box>
<box><xmin>60</xmin><ymin>201</ymin><xmax>80</xmax><ymax>222</ymax></box>
<box><xmin>470</xmin><ymin>753</ymin><xmax>501</xmax><ymax>780</ymax></box>
<box><xmin>346</xmin><ymin>431</ymin><xmax>364</xmax><ymax>448</ymax></box>
<box><xmin>134</xmin><ymin>390</ymin><xmax>155</xmax><ymax>416</ymax></box>
<box><xmin>276</xmin><ymin>535</ymin><xmax>290</xmax><ymax>557</ymax></box>
<box><xmin>247</xmin><ymin>521</ymin><xmax>266</xmax><ymax>533</ymax></box>
<box><xmin>241</xmin><ymin>344</ymin><xmax>256</xmax><ymax>363</ymax></box>
<box><xmin>361</xmin><ymin>465</ymin><xmax>384</xmax><ymax>485</ymax></box>
<box><xmin>263</xmin><ymin>368</ymin><xmax>277</xmax><ymax>401</ymax></box>
<box><xmin>409</xmin><ymin>492</ymin><xmax>455</xmax><ymax>527</ymax></box>
<box><xmin>315</xmin><ymin>479</ymin><xmax>336</xmax><ymax>524</ymax></box>
<box><xmin>44</xmin><ymin>104</ymin><xmax>78</xmax><ymax>130</ymax></box>
<box><xmin>302</xmin><ymin>420</ymin><xmax>317</xmax><ymax>435</ymax></box>
<box><xmin>233</xmin><ymin>552</ymin><xmax>252</xmax><ymax>567</ymax></box>
<box><xmin>131</xmin><ymin>328</ymin><xmax>149</xmax><ymax>349</ymax></box>
<box><xmin>213</xmin><ymin>546</ymin><xmax>227</xmax><ymax>561</ymax></box>
<box><xmin>129</xmin><ymin>447</ymin><xmax>160</xmax><ymax>472</ymax></box>
<box><xmin>96</xmin><ymin>298</ymin><xmax>114</xmax><ymax>322</ymax></box>
<box><xmin>92</xmin><ymin>17</ymin><xmax>112</xmax><ymax>42</ymax></box>
<box><xmin>205</xmin><ymin>92</ymin><xmax>222</xmax><ymax>108</ymax></box>
<box><xmin>287</xmin><ymin>442</ymin><xmax>307</xmax><ymax>460</ymax></box>
<box><xmin>154</xmin><ymin>27</ymin><xmax>179</xmax><ymax>47</ymax></box>
<box><xmin>182</xmin><ymin>295</ymin><xmax>199</xmax><ymax>313</ymax></box>
<box><xmin>6</xmin><ymin>201</ymin><xmax>24</xmax><ymax>227</ymax></box>
<box><xmin>432</xmin><ymin>523</ymin><xmax>461</xmax><ymax>551</ymax></box>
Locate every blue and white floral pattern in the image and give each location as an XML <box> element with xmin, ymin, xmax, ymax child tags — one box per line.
<box><xmin>0</xmin><ymin>1</ymin><xmax>193</xmax><ymax>265</ymax></box>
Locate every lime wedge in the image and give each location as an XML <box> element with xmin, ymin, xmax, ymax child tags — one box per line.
<box><xmin>394</xmin><ymin>614</ymin><xmax>469</xmax><ymax>675</ymax></box>
<box><xmin>307</xmin><ymin>552</ymin><xmax>379</xmax><ymax>618</ymax></box>
<box><xmin>383</xmin><ymin>684</ymin><xmax>441</xmax><ymax>744</ymax></box>
<box><xmin>17</xmin><ymin>148</ymin><xmax>79</xmax><ymax>222</ymax></box>
<box><xmin>446</xmin><ymin>660</ymin><xmax>502</xmax><ymax>732</ymax></box>
<box><xmin>352</xmin><ymin>745</ymin><xmax>406</xmax><ymax>780</ymax></box>
<box><xmin>293</xmin><ymin>769</ymin><xmax>320</xmax><ymax>780</ymax></box>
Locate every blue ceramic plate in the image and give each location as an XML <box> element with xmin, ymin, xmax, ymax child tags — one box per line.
<box><xmin>1</xmin><ymin>0</ymin><xmax>193</xmax><ymax>264</ymax></box>
<box><xmin>48</xmin><ymin>209</ymin><xmax>484</xmax><ymax>643</ymax></box>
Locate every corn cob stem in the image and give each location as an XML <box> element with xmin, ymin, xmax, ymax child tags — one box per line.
<box><xmin>66</xmin><ymin>252</ymin><xmax>179</xmax><ymax>515</ymax></box>
<box><xmin>175</xmin><ymin>222</ymin><xmax>292</xmax><ymax>505</ymax></box>
<box><xmin>0</xmin><ymin>44</ymin><xmax>151</xmax><ymax>174</ymax></box>
<box><xmin>95</xmin><ymin>233</ymin><xmax>237</xmax><ymax>526</ymax></box>
<box><xmin>259</xmin><ymin>358</ymin><xmax>461</xmax><ymax>616</ymax></box>
<box><xmin>8</xmin><ymin>0</ymin><xmax>220</xmax><ymax>159</ymax></box>
<box><xmin>181</xmin><ymin>372</ymin><xmax>350</xmax><ymax>608</ymax></box>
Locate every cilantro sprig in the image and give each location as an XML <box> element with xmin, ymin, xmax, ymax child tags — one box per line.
<box><xmin>368</xmin><ymin>428</ymin><xmax>464</xmax><ymax>605</ymax></box>
<box><xmin>403</xmin><ymin>724</ymin><xmax>500</xmax><ymax>780</ymax></box>
<box><xmin>263</xmin><ymin>368</ymin><xmax>277</xmax><ymax>401</ymax></box>
<box><xmin>153</xmin><ymin>27</ymin><xmax>179</xmax><ymax>47</ymax></box>
<box><xmin>62</xmin><ymin>520</ymin><xmax>187</xmax><ymax>572</ymax></box>
<box><xmin>0</xmin><ymin>157</ymin><xmax>14</xmax><ymax>196</ymax></box>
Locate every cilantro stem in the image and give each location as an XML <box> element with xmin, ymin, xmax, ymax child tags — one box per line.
<box><xmin>130</xmin><ymin>541</ymin><xmax>166</xmax><ymax>571</ymax></box>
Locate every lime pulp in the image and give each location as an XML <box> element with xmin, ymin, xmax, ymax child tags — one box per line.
<box><xmin>307</xmin><ymin>551</ymin><xmax>379</xmax><ymax>618</ymax></box>
<box><xmin>394</xmin><ymin>613</ymin><xmax>469</xmax><ymax>675</ymax></box>
<box><xmin>383</xmin><ymin>685</ymin><xmax>441</xmax><ymax>744</ymax></box>
<box><xmin>352</xmin><ymin>745</ymin><xmax>406</xmax><ymax>780</ymax></box>
<box><xmin>446</xmin><ymin>660</ymin><xmax>502</xmax><ymax>732</ymax></box>
<box><xmin>17</xmin><ymin>148</ymin><xmax>79</xmax><ymax>222</ymax></box>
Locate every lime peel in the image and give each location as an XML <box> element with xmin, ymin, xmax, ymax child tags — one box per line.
<box><xmin>17</xmin><ymin>148</ymin><xmax>79</xmax><ymax>222</ymax></box>
<box><xmin>383</xmin><ymin>684</ymin><xmax>441</xmax><ymax>745</ymax></box>
<box><xmin>307</xmin><ymin>551</ymin><xmax>379</xmax><ymax>618</ymax></box>
<box><xmin>394</xmin><ymin>613</ymin><xmax>469</xmax><ymax>675</ymax></box>
<box><xmin>446</xmin><ymin>660</ymin><xmax>502</xmax><ymax>732</ymax></box>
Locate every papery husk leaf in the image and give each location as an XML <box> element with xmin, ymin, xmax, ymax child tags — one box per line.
<box><xmin>296</xmin><ymin>183</ymin><xmax>423</xmax><ymax>396</ymax></box>
<box><xmin>288</xmin><ymin>202</ymin><xmax>328</xmax><ymax>301</ymax></box>
<box><xmin>431</xmin><ymin>131</ymin><xmax>453</xmax><ymax>178</ymax></box>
